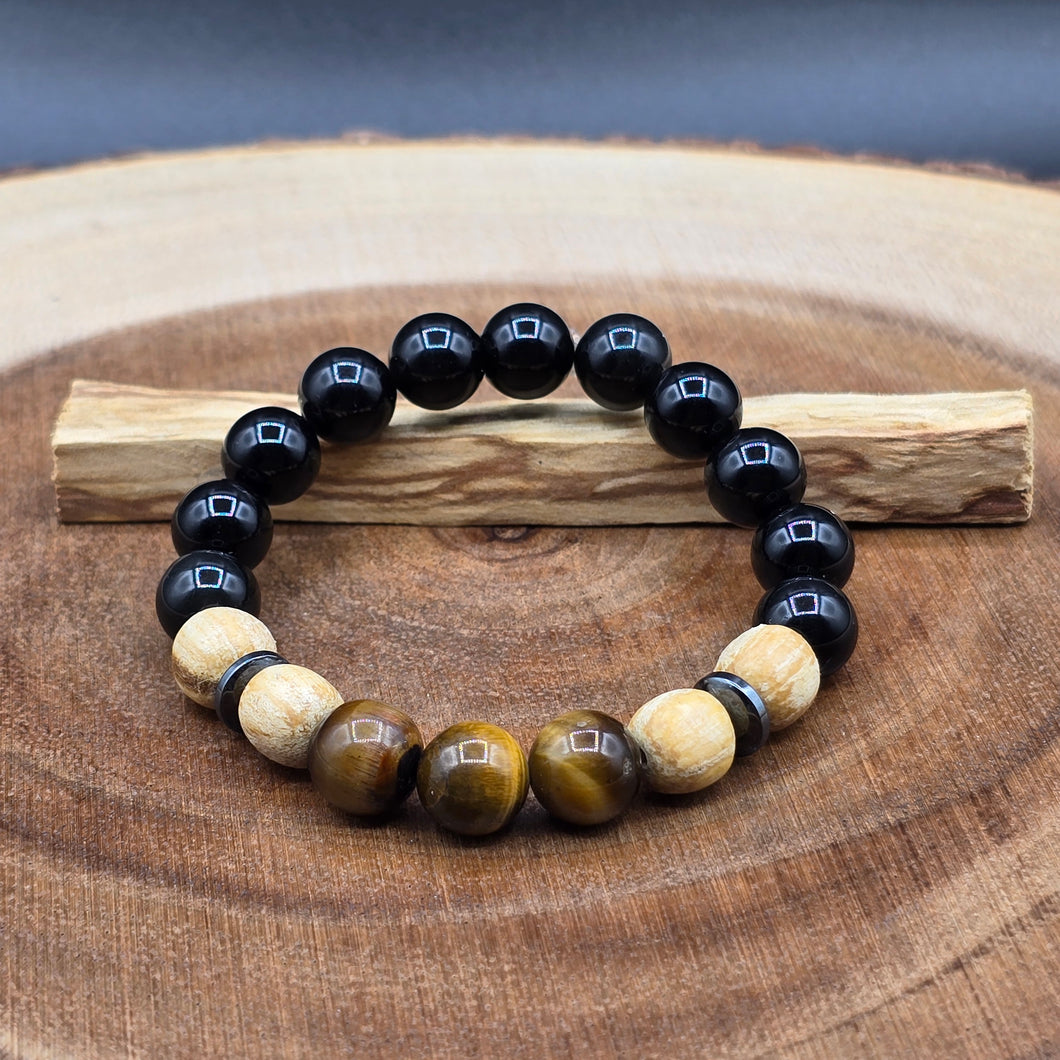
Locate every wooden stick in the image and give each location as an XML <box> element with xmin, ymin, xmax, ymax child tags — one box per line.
<box><xmin>52</xmin><ymin>379</ymin><xmax>1033</xmax><ymax>525</ymax></box>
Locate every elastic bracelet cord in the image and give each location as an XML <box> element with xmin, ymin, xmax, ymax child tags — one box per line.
<box><xmin>157</xmin><ymin>303</ymin><xmax>857</xmax><ymax>836</ymax></box>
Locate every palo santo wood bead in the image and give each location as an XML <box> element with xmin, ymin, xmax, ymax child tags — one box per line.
<box><xmin>628</xmin><ymin>688</ymin><xmax>736</xmax><ymax>794</ymax></box>
<box><xmin>171</xmin><ymin>605</ymin><xmax>277</xmax><ymax>708</ymax></box>
<box><xmin>238</xmin><ymin>664</ymin><xmax>344</xmax><ymax>769</ymax></box>
<box><xmin>715</xmin><ymin>624</ymin><xmax>820</xmax><ymax>731</ymax></box>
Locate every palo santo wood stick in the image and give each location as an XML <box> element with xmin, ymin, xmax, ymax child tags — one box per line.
<box><xmin>52</xmin><ymin>379</ymin><xmax>1033</xmax><ymax>525</ymax></box>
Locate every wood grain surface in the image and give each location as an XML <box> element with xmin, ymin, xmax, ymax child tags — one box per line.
<box><xmin>2</xmin><ymin>141</ymin><xmax>1059</xmax><ymax>1059</ymax></box>
<box><xmin>52</xmin><ymin>381</ymin><xmax>1034</xmax><ymax>525</ymax></box>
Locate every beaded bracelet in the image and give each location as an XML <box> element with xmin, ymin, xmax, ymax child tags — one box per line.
<box><xmin>157</xmin><ymin>304</ymin><xmax>858</xmax><ymax>836</ymax></box>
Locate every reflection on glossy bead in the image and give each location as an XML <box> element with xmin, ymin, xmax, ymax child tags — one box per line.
<box><xmin>416</xmin><ymin>722</ymin><xmax>528</xmax><ymax>836</ymax></box>
<box><xmin>694</xmin><ymin>671</ymin><xmax>770</xmax><ymax>757</ymax></box>
<box><xmin>389</xmin><ymin>312</ymin><xmax>483</xmax><ymax>410</ymax></box>
<box><xmin>716</xmin><ymin>624</ymin><xmax>820</xmax><ymax>731</ymax></box>
<box><xmin>170</xmin><ymin>606</ymin><xmax>276</xmax><ymax>708</ymax></box>
<box><xmin>309</xmin><ymin>700</ymin><xmax>423</xmax><ymax>817</ymax></box>
<box><xmin>644</xmin><ymin>362</ymin><xmax>742</xmax><ymax>460</ymax></box>
<box><xmin>156</xmin><ymin>550</ymin><xmax>261</xmax><ymax>639</ymax></box>
<box><xmin>480</xmin><ymin>302</ymin><xmax>574</xmax><ymax>399</ymax></box>
<box><xmin>238</xmin><ymin>664</ymin><xmax>345</xmax><ymax>769</ymax></box>
<box><xmin>222</xmin><ymin>406</ymin><xmax>321</xmax><ymax>505</ymax></box>
<box><xmin>298</xmin><ymin>347</ymin><xmax>397</xmax><ymax>444</ymax></box>
<box><xmin>171</xmin><ymin>479</ymin><xmax>273</xmax><ymax>568</ymax></box>
<box><xmin>754</xmin><ymin>576</ymin><xmax>858</xmax><ymax>676</ymax></box>
<box><xmin>751</xmin><ymin>503</ymin><xmax>854</xmax><ymax>589</ymax></box>
<box><xmin>627</xmin><ymin>689</ymin><xmax>735</xmax><ymax>794</ymax></box>
<box><xmin>528</xmin><ymin>709</ymin><xmax>641</xmax><ymax>826</ymax></box>
<box><xmin>573</xmin><ymin>314</ymin><xmax>671</xmax><ymax>411</ymax></box>
<box><xmin>705</xmin><ymin>428</ymin><xmax>806</xmax><ymax>527</ymax></box>
<box><xmin>215</xmin><ymin>650</ymin><xmax>287</xmax><ymax>733</ymax></box>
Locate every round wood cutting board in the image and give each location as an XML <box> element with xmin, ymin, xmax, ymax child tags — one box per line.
<box><xmin>1</xmin><ymin>141</ymin><xmax>1058</xmax><ymax>1059</ymax></box>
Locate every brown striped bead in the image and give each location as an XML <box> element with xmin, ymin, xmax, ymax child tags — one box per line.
<box><xmin>416</xmin><ymin>722</ymin><xmax>529</xmax><ymax>836</ymax></box>
<box><xmin>528</xmin><ymin>709</ymin><xmax>641</xmax><ymax>826</ymax></box>
<box><xmin>308</xmin><ymin>700</ymin><xmax>423</xmax><ymax>817</ymax></box>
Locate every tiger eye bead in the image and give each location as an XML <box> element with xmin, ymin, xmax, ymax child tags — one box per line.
<box><xmin>715</xmin><ymin>624</ymin><xmax>820</xmax><ymax>731</ymax></box>
<box><xmin>309</xmin><ymin>700</ymin><xmax>423</xmax><ymax>817</ymax></box>
<box><xmin>170</xmin><ymin>606</ymin><xmax>277</xmax><ymax>708</ymax></box>
<box><xmin>627</xmin><ymin>688</ymin><xmax>735</xmax><ymax>794</ymax></box>
<box><xmin>528</xmin><ymin>710</ymin><xmax>641</xmax><ymax>826</ymax></box>
<box><xmin>416</xmin><ymin>722</ymin><xmax>528</xmax><ymax>836</ymax></box>
<box><xmin>238</xmin><ymin>664</ymin><xmax>345</xmax><ymax>769</ymax></box>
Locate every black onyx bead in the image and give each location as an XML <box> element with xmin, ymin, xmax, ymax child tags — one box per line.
<box><xmin>573</xmin><ymin>313</ymin><xmax>671</xmax><ymax>411</ymax></box>
<box><xmin>695</xmin><ymin>671</ymin><xmax>770</xmax><ymax>757</ymax></box>
<box><xmin>751</xmin><ymin>503</ymin><xmax>855</xmax><ymax>589</ymax></box>
<box><xmin>156</xmin><ymin>550</ymin><xmax>261</xmax><ymax>639</ymax></box>
<box><xmin>644</xmin><ymin>361</ymin><xmax>742</xmax><ymax>460</ymax></box>
<box><xmin>298</xmin><ymin>347</ymin><xmax>396</xmax><ymax>444</ymax></box>
<box><xmin>480</xmin><ymin>302</ymin><xmax>574</xmax><ymax>399</ymax></box>
<box><xmin>389</xmin><ymin>312</ymin><xmax>483</xmax><ymax>410</ymax></box>
<box><xmin>215</xmin><ymin>650</ymin><xmax>287</xmax><ymax>734</ymax></box>
<box><xmin>753</xmin><ymin>575</ymin><xmax>858</xmax><ymax>676</ymax></box>
<box><xmin>221</xmin><ymin>406</ymin><xmax>321</xmax><ymax>505</ymax></box>
<box><xmin>171</xmin><ymin>479</ymin><xmax>273</xmax><ymax>569</ymax></box>
<box><xmin>705</xmin><ymin>427</ymin><xmax>807</xmax><ymax>528</ymax></box>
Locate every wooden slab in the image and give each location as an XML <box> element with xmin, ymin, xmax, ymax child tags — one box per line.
<box><xmin>2</xmin><ymin>141</ymin><xmax>1059</xmax><ymax>1059</ymax></box>
<box><xmin>51</xmin><ymin>381</ymin><xmax>1035</xmax><ymax>525</ymax></box>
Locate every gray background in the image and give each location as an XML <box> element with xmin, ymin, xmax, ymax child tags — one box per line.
<box><xmin>1</xmin><ymin>0</ymin><xmax>1058</xmax><ymax>176</ymax></box>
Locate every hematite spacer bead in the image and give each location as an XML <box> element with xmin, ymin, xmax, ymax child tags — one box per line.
<box><xmin>156</xmin><ymin>550</ymin><xmax>261</xmax><ymax>639</ymax></box>
<box><xmin>706</xmin><ymin>427</ymin><xmax>807</xmax><ymax>528</ymax></box>
<box><xmin>573</xmin><ymin>313</ymin><xmax>671</xmax><ymax>411</ymax></box>
<box><xmin>694</xmin><ymin>671</ymin><xmax>771</xmax><ymax>757</ymax></box>
<box><xmin>171</xmin><ymin>479</ymin><xmax>273</xmax><ymax>569</ymax></box>
<box><xmin>753</xmin><ymin>576</ymin><xmax>858</xmax><ymax>676</ymax></box>
<box><xmin>389</xmin><ymin>312</ymin><xmax>483</xmax><ymax>410</ymax></box>
<box><xmin>215</xmin><ymin>650</ymin><xmax>287</xmax><ymax>734</ymax></box>
<box><xmin>644</xmin><ymin>362</ymin><xmax>742</xmax><ymax>460</ymax></box>
<box><xmin>751</xmin><ymin>503</ymin><xmax>855</xmax><ymax>589</ymax></box>
<box><xmin>298</xmin><ymin>347</ymin><xmax>397</xmax><ymax>444</ymax></box>
<box><xmin>528</xmin><ymin>709</ymin><xmax>641</xmax><ymax>825</ymax></box>
<box><xmin>222</xmin><ymin>406</ymin><xmax>321</xmax><ymax>505</ymax></box>
<box><xmin>480</xmin><ymin>302</ymin><xmax>575</xmax><ymax>400</ymax></box>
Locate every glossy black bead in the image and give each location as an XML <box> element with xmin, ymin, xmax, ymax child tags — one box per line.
<box><xmin>171</xmin><ymin>479</ymin><xmax>273</xmax><ymax>569</ymax></box>
<box><xmin>694</xmin><ymin>671</ymin><xmax>770</xmax><ymax>757</ymax></box>
<box><xmin>751</xmin><ymin>503</ymin><xmax>855</xmax><ymax>589</ymax></box>
<box><xmin>480</xmin><ymin>302</ymin><xmax>574</xmax><ymax>399</ymax></box>
<box><xmin>215</xmin><ymin>650</ymin><xmax>287</xmax><ymax>734</ymax></box>
<box><xmin>389</xmin><ymin>312</ymin><xmax>483</xmax><ymax>409</ymax></box>
<box><xmin>644</xmin><ymin>361</ymin><xmax>742</xmax><ymax>459</ymax></box>
<box><xmin>753</xmin><ymin>575</ymin><xmax>858</xmax><ymax>676</ymax></box>
<box><xmin>705</xmin><ymin>427</ymin><xmax>807</xmax><ymax>527</ymax></box>
<box><xmin>573</xmin><ymin>313</ymin><xmax>671</xmax><ymax>411</ymax></box>
<box><xmin>155</xmin><ymin>550</ymin><xmax>261</xmax><ymax>639</ymax></box>
<box><xmin>298</xmin><ymin>347</ymin><xmax>396</xmax><ymax>444</ymax></box>
<box><xmin>221</xmin><ymin>406</ymin><xmax>321</xmax><ymax>505</ymax></box>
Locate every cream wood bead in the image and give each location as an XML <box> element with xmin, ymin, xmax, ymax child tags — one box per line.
<box><xmin>171</xmin><ymin>606</ymin><xmax>277</xmax><ymax>708</ymax></box>
<box><xmin>715</xmin><ymin>624</ymin><xmax>820</xmax><ymax>731</ymax></box>
<box><xmin>628</xmin><ymin>688</ymin><xmax>735</xmax><ymax>794</ymax></box>
<box><xmin>238</xmin><ymin>663</ymin><xmax>345</xmax><ymax>769</ymax></box>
